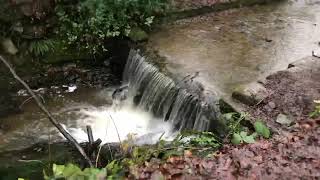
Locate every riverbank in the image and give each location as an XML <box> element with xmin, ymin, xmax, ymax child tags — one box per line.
<box><xmin>126</xmin><ymin>56</ymin><xmax>320</xmax><ymax>179</ymax></box>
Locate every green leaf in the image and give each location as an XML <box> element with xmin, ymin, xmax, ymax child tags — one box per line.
<box><xmin>254</xmin><ymin>121</ymin><xmax>270</xmax><ymax>138</ymax></box>
<box><xmin>53</xmin><ymin>164</ymin><xmax>65</xmax><ymax>176</ymax></box>
<box><xmin>231</xmin><ymin>133</ymin><xmax>242</xmax><ymax>145</ymax></box>
<box><xmin>63</xmin><ymin>164</ymin><xmax>82</xmax><ymax>177</ymax></box>
<box><xmin>251</xmin><ymin>132</ymin><xmax>258</xmax><ymax>138</ymax></box>
<box><xmin>240</xmin><ymin>131</ymin><xmax>248</xmax><ymax>138</ymax></box>
<box><xmin>242</xmin><ymin>135</ymin><xmax>255</xmax><ymax>144</ymax></box>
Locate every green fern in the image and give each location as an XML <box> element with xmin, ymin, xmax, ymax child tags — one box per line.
<box><xmin>28</xmin><ymin>39</ymin><xmax>56</xmax><ymax>57</ymax></box>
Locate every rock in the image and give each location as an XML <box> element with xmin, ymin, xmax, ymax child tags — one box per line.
<box><xmin>232</xmin><ymin>82</ymin><xmax>268</xmax><ymax>106</ymax></box>
<box><xmin>1</xmin><ymin>38</ymin><xmax>19</xmax><ymax>55</ymax></box>
<box><xmin>268</xmin><ymin>101</ymin><xmax>276</xmax><ymax>109</ymax></box>
<box><xmin>276</xmin><ymin>113</ymin><xmax>294</xmax><ymax>126</ymax></box>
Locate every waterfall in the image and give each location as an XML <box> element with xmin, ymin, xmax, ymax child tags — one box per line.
<box><xmin>123</xmin><ymin>49</ymin><xmax>224</xmax><ymax>133</ymax></box>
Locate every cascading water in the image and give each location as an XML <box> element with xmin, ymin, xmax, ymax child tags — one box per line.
<box><xmin>0</xmin><ymin>49</ymin><xmax>224</xmax><ymax>152</ymax></box>
<box><xmin>122</xmin><ymin>49</ymin><xmax>223</xmax><ymax>133</ymax></box>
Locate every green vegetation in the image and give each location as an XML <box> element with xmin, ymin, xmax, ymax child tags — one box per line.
<box><xmin>254</xmin><ymin>120</ymin><xmax>270</xmax><ymax>138</ymax></box>
<box><xmin>55</xmin><ymin>0</ymin><xmax>169</xmax><ymax>55</ymax></box>
<box><xmin>309</xmin><ymin>100</ymin><xmax>320</xmax><ymax>118</ymax></box>
<box><xmin>28</xmin><ymin>39</ymin><xmax>57</xmax><ymax>57</ymax></box>
<box><xmin>38</xmin><ymin>131</ymin><xmax>221</xmax><ymax>179</ymax></box>
<box><xmin>223</xmin><ymin>112</ymin><xmax>270</xmax><ymax>145</ymax></box>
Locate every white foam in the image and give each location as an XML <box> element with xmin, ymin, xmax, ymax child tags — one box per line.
<box><xmin>63</xmin><ymin>104</ymin><xmax>173</xmax><ymax>144</ymax></box>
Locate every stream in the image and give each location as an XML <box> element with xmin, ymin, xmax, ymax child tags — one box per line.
<box><xmin>0</xmin><ymin>86</ymin><xmax>173</xmax><ymax>152</ymax></box>
<box><xmin>0</xmin><ymin>0</ymin><xmax>319</xmax><ymax>153</ymax></box>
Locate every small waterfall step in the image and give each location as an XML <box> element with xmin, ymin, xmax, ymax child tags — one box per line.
<box><xmin>122</xmin><ymin>49</ymin><xmax>227</xmax><ymax>135</ymax></box>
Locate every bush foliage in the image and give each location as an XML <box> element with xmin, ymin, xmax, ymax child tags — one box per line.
<box><xmin>55</xmin><ymin>0</ymin><xmax>169</xmax><ymax>54</ymax></box>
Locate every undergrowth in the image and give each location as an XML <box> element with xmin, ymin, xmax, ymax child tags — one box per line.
<box><xmin>38</xmin><ymin>130</ymin><xmax>221</xmax><ymax>179</ymax></box>
<box><xmin>55</xmin><ymin>0</ymin><xmax>169</xmax><ymax>55</ymax></box>
<box><xmin>28</xmin><ymin>39</ymin><xmax>57</xmax><ymax>57</ymax></box>
<box><xmin>223</xmin><ymin>112</ymin><xmax>270</xmax><ymax>145</ymax></box>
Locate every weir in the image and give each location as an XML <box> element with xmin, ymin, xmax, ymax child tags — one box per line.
<box><xmin>122</xmin><ymin>49</ymin><xmax>225</xmax><ymax>134</ymax></box>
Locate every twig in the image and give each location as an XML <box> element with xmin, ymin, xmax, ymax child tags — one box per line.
<box><xmin>19</xmin><ymin>96</ymin><xmax>33</xmax><ymax>109</ymax></box>
<box><xmin>95</xmin><ymin>145</ymin><xmax>103</xmax><ymax>168</ymax></box>
<box><xmin>108</xmin><ymin>114</ymin><xmax>122</xmax><ymax>145</ymax></box>
<box><xmin>19</xmin><ymin>93</ymin><xmax>45</xmax><ymax>109</ymax></box>
<box><xmin>158</xmin><ymin>132</ymin><xmax>165</xmax><ymax>142</ymax></box>
<box><xmin>48</xmin><ymin>126</ymin><xmax>52</xmax><ymax>171</ymax></box>
<box><xmin>0</xmin><ymin>55</ymin><xmax>93</xmax><ymax>167</ymax></box>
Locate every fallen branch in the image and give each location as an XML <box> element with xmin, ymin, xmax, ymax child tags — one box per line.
<box><xmin>0</xmin><ymin>55</ymin><xmax>93</xmax><ymax>167</ymax></box>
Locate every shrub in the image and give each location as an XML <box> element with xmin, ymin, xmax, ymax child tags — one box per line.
<box><xmin>55</xmin><ymin>0</ymin><xmax>169</xmax><ymax>55</ymax></box>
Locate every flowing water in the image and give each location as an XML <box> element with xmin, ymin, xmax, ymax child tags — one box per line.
<box><xmin>1</xmin><ymin>0</ymin><xmax>319</xmax><ymax>152</ymax></box>
<box><xmin>149</xmin><ymin>0</ymin><xmax>320</xmax><ymax>96</ymax></box>
<box><xmin>0</xmin><ymin>86</ymin><xmax>173</xmax><ymax>152</ymax></box>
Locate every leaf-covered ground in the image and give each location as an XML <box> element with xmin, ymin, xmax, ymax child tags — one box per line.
<box><xmin>127</xmin><ymin>118</ymin><xmax>319</xmax><ymax>179</ymax></box>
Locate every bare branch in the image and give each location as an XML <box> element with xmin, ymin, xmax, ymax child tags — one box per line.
<box><xmin>0</xmin><ymin>55</ymin><xmax>93</xmax><ymax>167</ymax></box>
